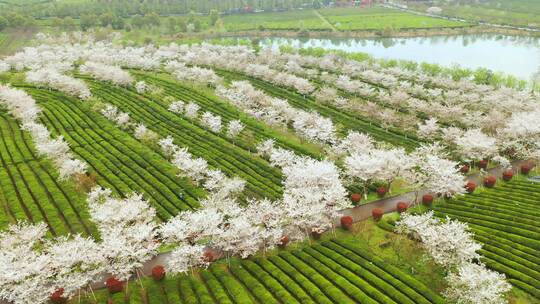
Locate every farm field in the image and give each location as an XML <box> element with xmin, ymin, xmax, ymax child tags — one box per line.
<box><xmin>0</xmin><ymin>31</ymin><xmax>539</xmax><ymax>304</ymax></box>
<box><xmin>222</xmin><ymin>10</ymin><xmax>331</xmax><ymax>31</ymax></box>
<box><xmin>319</xmin><ymin>7</ymin><xmax>468</xmax><ymax>31</ymax></box>
<box><xmin>407</xmin><ymin>0</ymin><xmax>540</xmax><ymax>28</ymax></box>
<box><xmin>220</xmin><ymin>7</ymin><xmax>468</xmax><ymax>32</ymax></box>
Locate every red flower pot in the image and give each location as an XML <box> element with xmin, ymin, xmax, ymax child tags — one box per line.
<box><xmin>502</xmin><ymin>169</ymin><xmax>513</xmax><ymax>181</ymax></box>
<box><xmin>521</xmin><ymin>164</ymin><xmax>531</xmax><ymax>175</ymax></box>
<box><xmin>278</xmin><ymin>235</ymin><xmax>290</xmax><ymax>248</ymax></box>
<box><xmin>484</xmin><ymin>176</ymin><xmax>497</xmax><ymax>188</ymax></box>
<box><xmin>396</xmin><ymin>202</ymin><xmax>408</xmax><ymax>213</ymax></box>
<box><xmin>376</xmin><ymin>186</ymin><xmax>387</xmax><ymax>198</ymax></box>
<box><xmin>478</xmin><ymin>160</ymin><xmax>488</xmax><ymax>169</ymax></box>
<box><xmin>350</xmin><ymin>193</ymin><xmax>362</xmax><ymax>204</ymax></box>
<box><xmin>50</xmin><ymin>288</ymin><xmax>66</xmax><ymax>304</ymax></box>
<box><xmin>465</xmin><ymin>181</ymin><xmax>476</xmax><ymax>194</ymax></box>
<box><xmin>422</xmin><ymin>194</ymin><xmax>434</xmax><ymax>206</ymax></box>
<box><xmin>105</xmin><ymin>277</ymin><xmax>123</xmax><ymax>294</ymax></box>
<box><xmin>152</xmin><ymin>265</ymin><xmax>166</xmax><ymax>281</ymax></box>
<box><xmin>372</xmin><ymin>208</ymin><xmax>384</xmax><ymax>221</ymax></box>
<box><xmin>340</xmin><ymin>216</ymin><xmax>353</xmax><ymax>230</ymax></box>
<box><xmin>203</xmin><ymin>248</ymin><xmax>216</xmax><ymax>263</ymax></box>
<box><xmin>460</xmin><ymin>165</ymin><xmax>470</xmax><ymax>174</ymax></box>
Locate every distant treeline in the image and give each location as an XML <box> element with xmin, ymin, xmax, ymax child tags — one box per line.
<box><xmin>0</xmin><ymin>0</ymin><xmax>342</xmax><ymax>18</ymax></box>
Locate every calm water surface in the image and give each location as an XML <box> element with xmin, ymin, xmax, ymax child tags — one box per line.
<box><xmin>257</xmin><ymin>35</ymin><xmax>540</xmax><ymax>81</ymax></box>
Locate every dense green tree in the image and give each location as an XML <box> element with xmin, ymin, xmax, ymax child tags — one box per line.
<box><xmin>111</xmin><ymin>16</ymin><xmax>125</xmax><ymax>29</ymax></box>
<box><xmin>63</xmin><ymin>16</ymin><xmax>77</xmax><ymax>28</ymax></box>
<box><xmin>187</xmin><ymin>10</ymin><xmax>196</xmax><ymax>25</ymax></box>
<box><xmin>0</xmin><ymin>16</ymin><xmax>7</xmax><ymax>31</ymax></box>
<box><xmin>178</xmin><ymin>19</ymin><xmax>187</xmax><ymax>32</ymax></box>
<box><xmin>6</xmin><ymin>13</ymin><xmax>27</xmax><ymax>28</ymax></box>
<box><xmin>193</xmin><ymin>19</ymin><xmax>201</xmax><ymax>32</ymax></box>
<box><xmin>99</xmin><ymin>12</ymin><xmax>114</xmax><ymax>27</ymax></box>
<box><xmin>52</xmin><ymin>17</ymin><xmax>63</xmax><ymax>27</ymax></box>
<box><xmin>144</xmin><ymin>12</ymin><xmax>161</xmax><ymax>27</ymax></box>
<box><xmin>131</xmin><ymin>15</ymin><xmax>145</xmax><ymax>28</ymax></box>
<box><xmin>167</xmin><ymin>17</ymin><xmax>177</xmax><ymax>32</ymax></box>
<box><xmin>209</xmin><ymin>8</ymin><xmax>219</xmax><ymax>26</ymax></box>
<box><xmin>80</xmin><ymin>13</ymin><xmax>97</xmax><ymax>30</ymax></box>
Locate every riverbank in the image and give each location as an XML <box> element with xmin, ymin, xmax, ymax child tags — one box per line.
<box><xmin>173</xmin><ymin>24</ymin><xmax>540</xmax><ymax>42</ymax></box>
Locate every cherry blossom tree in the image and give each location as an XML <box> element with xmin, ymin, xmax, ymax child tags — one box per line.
<box><xmin>166</xmin><ymin>244</ymin><xmax>209</xmax><ymax>274</ymax></box>
<box><xmin>345</xmin><ymin>151</ymin><xmax>385</xmax><ymax>199</ymax></box>
<box><xmin>201</xmin><ymin>112</ymin><xmax>222</xmax><ymax>133</ymax></box>
<box><xmin>406</xmin><ymin>144</ymin><xmax>466</xmax><ymax>200</ymax></box>
<box><xmin>134</xmin><ymin>123</ymin><xmax>157</xmax><ymax>142</ymax></box>
<box><xmin>292</xmin><ymin>111</ymin><xmax>337</xmax><ymax>144</ymax></box>
<box><xmin>444</xmin><ymin>262</ymin><xmax>511</xmax><ymax>304</ymax></box>
<box><xmin>417</xmin><ymin>118</ymin><xmax>440</xmax><ymax>139</ymax></box>
<box><xmin>332</xmin><ymin>131</ymin><xmax>375</xmax><ymax>157</ymax></box>
<box><xmin>135</xmin><ymin>81</ymin><xmax>148</xmax><ymax>94</ymax></box>
<box><xmin>226</xmin><ymin>120</ymin><xmax>245</xmax><ymax>138</ymax></box>
<box><xmin>79</xmin><ymin>62</ymin><xmax>133</xmax><ymax>86</ymax></box>
<box><xmin>88</xmin><ymin>187</ymin><xmax>159</xmax><ymax>282</ymax></box>
<box><xmin>454</xmin><ymin>129</ymin><xmax>498</xmax><ymax>165</ymax></box>
<box><xmin>282</xmin><ymin>158</ymin><xmax>350</xmax><ymax>237</ymax></box>
<box><xmin>26</xmin><ymin>68</ymin><xmax>92</xmax><ymax>100</ymax></box>
<box><xmin>398</xmin><ymin>212</ymin><xmax>480</xmax><ymax>268</ymax></box>
<box><xmin>101</xmin><ymin>104</ymin><xmax>131</xmax><ymax>128</ymax></box>
<box><xmin>184</xmin><ymin>102</ymin><xmax>200</xmax><ymax>120</ymax></box>
<box><xmin>44</xmin><ymin>235</ymin><xmax>106</xmax><ymax>299</ymax></box>
<box><xmin>168</xmin><ymin>100</ymin><xmax>185</xmax><ymax>114</ymax></box>
<box><xmin>0</xmin><ymin>85</ymin><xmax>87</xmax><ymax>180</ymax></box>
<box><xmin>0</xmin><ymin>222</ymin><xmax>53</xmax><ymax>304</ymax></box>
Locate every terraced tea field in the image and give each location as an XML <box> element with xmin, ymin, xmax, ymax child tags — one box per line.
<box><xmin>0</xmin><ymin>38</ymin><xmax>539</xmax><ymax>304</ymax></box>
<box><xmin>90</xmin><ymin>238</ymin><xmax>445</xmax><ymax>304</ymax></box>
<box><xmin>432</xmin><ymin>178</ymin><xmax>540</xmax><ymax>298</ymax></box>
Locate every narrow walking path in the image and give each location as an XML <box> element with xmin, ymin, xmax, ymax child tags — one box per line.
<box><xmin>314</xmin><ymin>10</ymin><xmax>338</xmax><ymax>32</ymax></box>
<box><xmin>341</xmin><ymin>160</ymin><xmax>529</xmax><ymax>222</ymax></box>
<box><xmin>140</xmin><ymin>160</ymin><xmax>529</xmax><ymax>281</ymax></box>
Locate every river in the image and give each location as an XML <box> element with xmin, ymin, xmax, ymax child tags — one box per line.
<box><xmin>256</xmin><ymin>34</ymin><xmax>540</xmax><ymax>82</ymax></box>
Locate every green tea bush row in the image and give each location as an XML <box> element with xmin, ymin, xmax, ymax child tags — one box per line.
<box><xmin>229</xmin><ymin>260</ymin><xmax>280</xmax><ymax>304</ymax></box>
<box><xmin>240</xmin><ymin>260</ymin><xmax>300</xmax><ymax>304</ymax></box>
<box><xmin>200</xmin><ymin>270</ymin><xmax>234</xmax><ymax>304</ymax></box>
<box><xmin>217</xmin><ymin>69</ymin><xmax>420</xmax><ymax>150</ymax></box>
<box><xmin>0</xmin><ymin>112</ymin><xmax>93</xmax><ymax>235</ymax></box>
<box><xmin>25</xmin><ymin>87</ymin><xmax>204</xmax><ymax>220</ymax></box>
<box><xmin>84</xmin><ymin>78</ymin><xmax>284</xmax><ymax>199</ymax></box>
<box><xmin>331</xmin><ymin>239</ymin><xmax>446</xmax><ymax>304</ymax></box>
<box><xmin>133</xmin><ymin>72</ymin><xmax>322</xmax><ymax>159</ymax></box>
